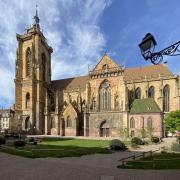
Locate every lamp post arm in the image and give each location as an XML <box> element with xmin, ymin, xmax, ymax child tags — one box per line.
<box><xmin>158</xmin><ymin>41</ymin><xmax>180</xmax><ymax>56</ymax></box>
<box><xmin>150</xmin><ymin>41</ymin><xmax>180</xmax><ymax>64</ymax></box>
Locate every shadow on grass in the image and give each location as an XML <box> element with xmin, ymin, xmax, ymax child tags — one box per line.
<box><xmin>41</xmin><ymin>137</ymin><xmax>74</xmax><ymax>142</ymax></box>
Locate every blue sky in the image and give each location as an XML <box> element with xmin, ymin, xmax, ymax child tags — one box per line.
<box><xmin>1</xmin><ymin>0</ymin><xmax>180</xmax><ymax>108</ymax></box>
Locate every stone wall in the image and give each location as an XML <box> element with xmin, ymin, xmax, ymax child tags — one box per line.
<box><xmin>129</xmin><ymin>113</ymin><xmax>163</xmax><ymax>137</ymax></box>
<box><xmin>88</xmin><ymin>111</ymin><xmax>124</xmax><ymax>137</ymax></box>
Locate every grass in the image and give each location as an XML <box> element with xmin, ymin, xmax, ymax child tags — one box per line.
<box><xmin>118</xmin><ymin>152</ymin><xmax>180</xmax><ymax>169</ymax></box>
<box><xmin>0</xmin><ymin>138</ymin><xmax>111</xmax><ymax>158</ymax></box>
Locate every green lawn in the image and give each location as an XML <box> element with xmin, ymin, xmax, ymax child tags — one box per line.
<box><xmin>0</xmin><ymin>138</ymin><xmax>111</xmax><ymax>158</ymax></box>
<box><xmin>118</xmin><ymin>152</ymin><xmax>180</xmax><ymax>169</ymax></box>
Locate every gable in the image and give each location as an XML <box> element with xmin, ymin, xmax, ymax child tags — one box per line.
<box><xmin>93</xmin><ymin>54</ymin><xmax>120</xmax><ymax>71</ymax></box>
<box><xmin>63</xmin><ymin>103</ymin><xmax>77</xmax><ymax>118</ymax></box>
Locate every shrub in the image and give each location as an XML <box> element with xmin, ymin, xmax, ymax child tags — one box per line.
<box><xmin>4</xmin><ymin>134</ymin><xmax>10</xmax><ymax>138</ymax></box>
<box><xmin>109</xmin><ymin>139</ymin><xmax>126</xmax><ymax>151</ymax></box>
<box><xmin>28</xmin><ymin>137</ymin><xmax>35</xmax><ymax>142</ymax></box>
<box><xmin>151</xmin><ymin>136</ymin><xmax>160</xmax><ymax>143</ymax></box>
<box><xmin>131</xmin><ymin>143</ymin><xmax>139</xmax><ymax>149</ymax></box>
<box><xmin>0</xmin><ymin>136</ymin><xmax>6</xmax><ymax>145</ymax></box>
<box><xmin>131</xmin><ymin>137</ymin><xmax>144</xmax><ymax>145</ymax></box>
<box><xmin>171</xmin><ymin>143</ymin><xmax>180</xmax><ymax>152</ymax></box>
<box><xmin>14</xmin><ymin>140</ymin><xmax>26</xmax><ymax>147</ymax></box>
<box><xmin>33</xmin><ymin>141</ymin><xmax>37</xmax><ymax>146</ymax></box>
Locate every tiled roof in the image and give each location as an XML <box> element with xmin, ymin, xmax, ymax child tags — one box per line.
<box><xmin>124</xmin><ymin>64</ymin><xmax>172</xmax><ymax>81</ymax></box>
<box><xmin>52</xmin><ymin>76</ymin><xmax>89</xmax><ymax>91</ymax></box>
<box><xmin>130</xmin><ymin>98</ymin><xmax>161</xmax><ymax>114</ymax></box>
<box><xmin>51</xmin><ymin>64</ymin><xmax>173</xmax><ymax>91</ymax></box>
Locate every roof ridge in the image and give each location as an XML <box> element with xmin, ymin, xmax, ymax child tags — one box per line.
<box><xmin>52</xmin><ymin>75</ymin><xmax>88</xmax><ymax>82</ymax></box>
<box><xmin>125</xmin><ymin>63</ymin><xmax>166</xmax><ymax>70</ymax></box>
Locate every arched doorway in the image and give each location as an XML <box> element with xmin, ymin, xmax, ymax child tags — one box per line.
<box><xmin>25</xmin><ymin>117</ymin><xmax>30</xmax><ymax>130</ymax></box>
<box><xmin>100</xmin><ymin>121</ymin><xmax>110</xmax><ymax>137</ymax></box>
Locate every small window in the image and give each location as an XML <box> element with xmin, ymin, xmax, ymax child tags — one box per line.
<box><xmin>102</xmin><ymin>64</ymin><xmax>109</xmax><ymax>70</ymax></box>
<box><xmin>130</xmin><ymin>117</ymin><xmax>135</xmax><ymax>128</ymax></box>
<box><xmin>147</xmin><ymin>117</ymin><xmax>152</xmax><ymax>129</ymax></box>
<box><xmin>26</xmin><ymin>93</ymin><xmax>30</xmax><ymax>109</ymax></box>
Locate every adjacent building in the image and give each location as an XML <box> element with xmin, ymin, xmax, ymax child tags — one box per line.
<box><xmin>0</xmin><ymin>109</ymin><xmax>15</xmax><ymax>133</ymax></box>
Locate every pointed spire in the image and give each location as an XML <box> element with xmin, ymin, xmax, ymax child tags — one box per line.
<box><xmin>33</xmin><ymin>4</ymin><xmax>40</xmax><ymax>28</ymax></box>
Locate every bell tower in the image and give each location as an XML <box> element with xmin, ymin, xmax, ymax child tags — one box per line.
<box><xmin>14</xmin><ymin>7</ymin><xmax>53</xmax><ymax>133</ymax></box>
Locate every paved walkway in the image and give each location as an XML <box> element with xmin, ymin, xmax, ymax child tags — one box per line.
<box><xmin>0</xmin><ymin>138</ymin><xmax>179</xmax><ymax>180</ymax></box>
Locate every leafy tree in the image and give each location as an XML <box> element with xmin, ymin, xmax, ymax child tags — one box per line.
<box><xmin>146</xmin><ymin>127</ymin><xmax>154</xmax><ymax>139</ymax></box>
<box><xmin>137</xmin><ymin>127</ymin><xmax>154</xmax><ymax>139</ymax></box>
<box><xmin>119</xmin><ymin>128</ymin><xmax>129</xmax><ymax>139</ymax></box>
<box><xmin>138</xmin><ymin>128</ymin><xmax>147</xmax><ymax>138</ymax></box>
<box><xmin>165</xmin><ymin>110</ymin><xmax>180</xmax><ymax>133</ymax></box>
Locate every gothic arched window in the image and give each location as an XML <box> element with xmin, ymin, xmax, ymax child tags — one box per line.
<box><xmin>128</xmin><ymin>89</ymin><xmax>134</xmax><ymax>107</ymax></box>
<box><xmin>42</xmin><ymin>53</ymin><xmax>46</xmax><ymax>81</ymax></box>
<box><xmin>135</xmin><ymin>87</ymin><xmax>141</xmax><ymax>99</ymax></box>
<box><xmin>163</xmin><ymin>85</ymin><xmax>170</xmax><ymax>112</ymax></box>
<box><xmin>147</xmin><ymin>117</ymin><xmax>153</xmax><ymax>129</ymax></box>
<box><xmin>67</xmin><ymin>116</ymin><xmax>72</xmax><ymax>128</ymax></box>
<box><xmin>26</xmin><ymin>92</ymin><xmax>30</xmax><ymax>109</ymax></box>
<box><xmin>99</xmin><ymin>80</ymin><xmax>111</xmax><ymax>111</ymax></box>
<box><xmin>26</xmin><ymin>48</ymin><xmax>31</xmax><ymax>77</ymax></box>
<box><xmin>130</xmin><ymin>117</ymin><xmax>135</xmax><ymax>128</ymax></box>
<box><xmin>148</xmin><ymin>86</ymin><xmax>155</xmax><ymax>98</ymax></box>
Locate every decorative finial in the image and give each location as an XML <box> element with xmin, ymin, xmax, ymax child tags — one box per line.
<box><xmin>36</xmin><ymin>4</ymin><xmax>38</xmax><ymax>16</ymax></box>
<box><xmin>33</xmin><ymin>4</ymin><xmax>40</xmax><ymax>28</ymax></box>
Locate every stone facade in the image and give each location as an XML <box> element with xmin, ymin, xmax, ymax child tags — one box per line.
<box><xmin>13</xmin><ymin>13</ymin><xmax>180</xmax><ymax>137</ymax></box>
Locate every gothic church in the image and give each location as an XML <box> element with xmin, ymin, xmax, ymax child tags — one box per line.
<box><xmin>14</xmin><ymin>11</ymin><xmax>180</xmax><ymax>137</ymax></box>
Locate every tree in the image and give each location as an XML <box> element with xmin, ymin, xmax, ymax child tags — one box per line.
<box><xmin>146</xmin><ymin>127</ymin><xmax>154</xmax><ymax>139</ymax></box>
<box><xmin>165</xmin><ymin>110</ymin><xmax>180</xmax><ymax>133</ymax></box>
<box><xmin>119</xmin><ymin>128</ymin><xmax>129</xmax><ymax>139</ymax></box>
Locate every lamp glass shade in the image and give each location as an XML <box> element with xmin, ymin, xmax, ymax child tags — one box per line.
<box><xmin>139</xmin><ymin>33</ymin><xmax>157</xmax><ymax>55</ymax></box>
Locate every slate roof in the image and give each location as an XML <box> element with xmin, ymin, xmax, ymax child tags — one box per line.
<box><xmin>130</xmin><ymin>98</ymin><xmax>161</xmax><ymax>114</ymax></box>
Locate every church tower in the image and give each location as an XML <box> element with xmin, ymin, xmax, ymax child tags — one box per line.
<box><xmin>14</xmin><ymin>8</ymin><xmax>53</xmax><ymax>133</ymax></box>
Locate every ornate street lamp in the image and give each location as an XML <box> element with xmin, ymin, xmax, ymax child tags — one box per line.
<box><xmin>139</xmin><ymin>33</ymin><xmax>180</xmax><ymax>64</ymax></box>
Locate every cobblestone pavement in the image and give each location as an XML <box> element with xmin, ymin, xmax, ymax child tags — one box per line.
<box><xmin>0</xmin><ymin>138</ymin><xmax>179</xmax><ymax>180</ymax></box>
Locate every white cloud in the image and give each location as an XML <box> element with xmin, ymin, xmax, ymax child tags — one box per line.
<box><xmin>0</xmin><ymin>0</ymin><xmax>111</xmax><ymax>107</ymax></box>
